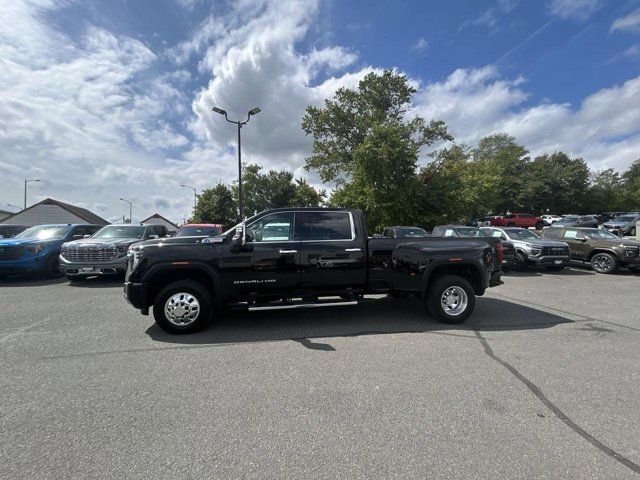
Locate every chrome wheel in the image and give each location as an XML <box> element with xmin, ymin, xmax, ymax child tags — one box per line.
<box><xmin>592</xmin><ymin>254</ymin><xmax>613</xmax><ymax>273</ymax></box>
<box><xmin>440</xmin><ymin>286</ymin><xmax>468</xmax><ymax>316</ymax></box>
<box><xmin>164</xmin><ymin>292</ymin><xmax>201</xmax><ymax>326</ymax></box>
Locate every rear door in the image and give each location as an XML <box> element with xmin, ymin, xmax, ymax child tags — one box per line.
<box><xmin>297</xmin><ymin>211</ymin><xmax>366</xmax><ymax>292</ymax></box>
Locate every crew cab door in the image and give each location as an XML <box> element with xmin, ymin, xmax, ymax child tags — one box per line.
<box><xmin>224</xmin><ymin>211</ymin><xmax>300</xmax><ymax>296</ymax></box>
<box><xmin>561</xmin><ymin>229</ymin><xmax>589</xmax><ymax>259</ymax></box>
<box><xmin>296</xmin><ymin>211</ymin><xmax>366</xmax><ymax>291</ymax></box>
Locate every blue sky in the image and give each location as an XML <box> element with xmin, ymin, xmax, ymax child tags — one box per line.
<box><xmin>1</xmin><ymin>0</ymin><xmax>640</xmax><ymax>222</ymax></box>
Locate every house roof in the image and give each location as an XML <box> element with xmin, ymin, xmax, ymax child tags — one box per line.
<box><xmin>0</xmin><ymin>198</ymin><xmax>109</xmax><ymax>225</ymax></box>
<box><xmin>141</xmin><ymin>213</ymin><xmax>179</xmax><ymax>229</ymax></box>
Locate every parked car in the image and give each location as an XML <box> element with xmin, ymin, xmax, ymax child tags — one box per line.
<box><xmin>175</xmin><ymin>223</ymin><xmax>224</xmax><ymax>237</ymax></box>
<box><xmin>60</xmin><ymin>224</ymin><xmax>168</xmax><ymax>279</ymax></box>
<box><xmin>431</xmin><ymin>225</ymin><xmax>516</xmax><ymax>269</ymax></box>
<box><xmin>0</xmin><ymin>224</ymin><xmax>102</xmax><ymax>277</ymax></box>
<box><xmin>382</xmin><ymin>226</ymin><xmax>430</xmax><ymax>238</ymax></box>
<box><xmin>602</xmin><ymin>213</ymin><xmax>640</xmax><ymax>237</ymax></box>
<box><xmin>466</xmin><ymin>216</ymin><xmax>497</xmax><ymax>228</ymax></box>
<box><xmin>490</xmin><ymin>213</ymin><xmax>545</xmax><ymax>230</ymax></box>
<box><xmin>0</xmin><ymin>224</ymin><xmax>28</xmax><ymax>238</ymax></box>
<box><xmin>549</xmin><ymin>215</ymin><xmax>598</xmax><ymax>228</ymax></box>
<box><xmin>481</xmin><ymin>227</ymin><xmax>570</xmax><ymax>271</ymax></box>
<box><xmin>597</xmin><ymin>212</ymin><xmax>627</xmax><ymax>224</ymax></box>
<box><xmin>541</xmin><ymin>227</ymin><xmax>640</xmax><ymax>274</ymax></box>
<box><xmin>540</xmin><ymin>215</ymin><xmax>562</xmax><ymax>226</ymax></box>
<box><xmin>124</xmin><ymin>208</ymin><xmax>504</xmax><ymax>333</ymax></box>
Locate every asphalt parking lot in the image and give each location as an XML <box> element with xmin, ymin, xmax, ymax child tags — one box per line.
<box><xmin>1</xmin><ymin>267</ymin><xmax>640</xmax><ymax>479</ymax></box>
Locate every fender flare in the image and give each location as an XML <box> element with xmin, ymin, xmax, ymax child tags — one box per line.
<box><xmin>141</xmin><ymin>261</ymin><xmax>223</xmax><ymax>304</ymax></box>
<box><xmin>420</xmin><ymin>259</ymin><xmax>485</xmax><ymax>294</ymax></box>
<box><xmin>587</xmin><ymin>248</ymin><xmax>619</xmax><ymax>261</ymax></box>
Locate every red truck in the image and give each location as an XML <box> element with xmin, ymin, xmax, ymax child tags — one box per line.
<box><xmin>490</xmin><ymin>213</ymin><xmax>545</xmax><ymax>230</ymax></box>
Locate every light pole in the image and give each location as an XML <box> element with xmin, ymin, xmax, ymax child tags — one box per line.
<box><xmin>24</xmin><ymin>179</ymin><xmax>41</xmax><ymax>210</ymax></box>
<box><xmin>119</xmin><ymin>197</ymin><xmax>133</xmax><ymax>223</ymax></box>
<box><xmin>181</xmin><ymin>184</ymin><xmax>197</xmax><ymax>211</ymax></box>
<box><xmin>212</xmin><ymin>106</ymin><xmax>261</xmax><ymax>220</ymax></box>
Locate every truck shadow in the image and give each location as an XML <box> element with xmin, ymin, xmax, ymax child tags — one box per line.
<box><xmin>0</xmin><ymin>275</ymin><xmax>67</xmax><ymax>287</ymax></box>
<box><xmin>502</xmin><ymin>267</ymin><xmax>595</xmax><ymax>277</ymax></box>
<box><xmin>145</xmin><ymin>296</ymin><xmax>575</xmax><ymax>350</ymax></box>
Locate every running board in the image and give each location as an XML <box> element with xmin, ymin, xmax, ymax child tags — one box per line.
<box><xmin>247</xmin><ymin>300</ymin><xmax>358</xmax><ymax>312</ymax></box>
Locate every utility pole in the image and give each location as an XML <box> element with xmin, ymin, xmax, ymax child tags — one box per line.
<box><xmin>24</xmin><ymin>179</ymin><xmax>41</xmax><ymax>209</ymax></box>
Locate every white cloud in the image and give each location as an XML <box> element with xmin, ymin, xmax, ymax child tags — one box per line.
<box><xmin>547</xmin><ymin>0</ymin><xmax>600</xmax><ymax>21</ymax></box>
<box><xmin>610</xmin><ymin>8</ymin><xmax>640</xmax><ymax>34</ymax></box>
<box><xmin>414</xmin><ymin>67</ymin><xmax>640</xmax><ymax>171</ymax></box>
<box><xmin>411</xmin><ymin>38</ymin><xmax>429</xmax><ymax>53</ymax></box>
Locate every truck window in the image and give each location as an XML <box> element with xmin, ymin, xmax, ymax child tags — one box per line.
<box><xmin>247</xmin><ymin>213</ymin><xmax>294</xmax><ymax>242</ymax></box>
<box><xmin>544</xmin><ymin>229</ymin><xmax>562</xmax><ymax>239</ymax></box>
<box><xmin>295</xmin><ymin>212</ymin><xmax>352</xmax><ymax>241</ymax></box>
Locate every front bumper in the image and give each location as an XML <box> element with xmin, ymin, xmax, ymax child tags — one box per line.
<box><xmin>60</xmin><ymin>256</ymin><xmax>127</xmax><ymax>275</ymax></box>
<box><xmin>0</xmin><ymin>256</ymin><xmax>49</xmax><ymax>274</ymax></box>
<box><xmin>123</xmin><ymin>281</ymin><xmax>148</xmax><ymax>312</ymax></box>
<box><xmin>528</xmin><ymin>255</ymin><xmax>570</xmax><ymax>266</ymax></box>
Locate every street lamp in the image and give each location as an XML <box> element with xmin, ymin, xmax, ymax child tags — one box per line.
<box><xmin>180</xmin><ymin>184</ymin><xmax>197</xmax><ymax>210</ymax></box>
<box><xmin>211</xmin><ymin>106</ymin><xmax>261</xmax><ymax>219</ymax></box>
<box><xmin>119</xmin><ymin>197</ymin><xmax>133</xmax><ymax>223</ymax></box>
<box><xmin>24</xmin><ymin>179</ymin><xmax>41</xmax><ymax>210</ymax></box>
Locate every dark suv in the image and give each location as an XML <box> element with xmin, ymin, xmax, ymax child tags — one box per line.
<box><xmin>541</xmin><ymin>227</ymin><xmax>640</xmax><ymax>274</ymax></box>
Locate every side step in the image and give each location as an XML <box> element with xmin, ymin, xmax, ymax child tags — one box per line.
<box><xmin>246</xmin><ymin>298</ymin><xmax>358</xmax><ymax>312</ymax></box>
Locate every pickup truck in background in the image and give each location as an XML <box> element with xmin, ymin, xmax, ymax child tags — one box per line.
<box><xmin>123</xmin><ymin>208</ymin><xmax>503</xmax><ymax>334</ymax></box>
<box><xmin>490</xmin><ymin>213</ymin><xmax>545</xmax><ymax>230</ymax></box>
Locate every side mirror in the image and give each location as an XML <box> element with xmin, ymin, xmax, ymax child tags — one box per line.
<box><xmin>232</xmin><ymin>225</ymin><xmax>245</xmax><ymax>247</ymax></box>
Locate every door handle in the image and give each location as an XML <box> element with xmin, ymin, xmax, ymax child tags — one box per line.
<box><xmin>279</xmin><ymin>249</ymin><xmax>298</xmax><ymax>254</ymax></box>
<box><xmin>344</xmin><ymin>248</ymin><xmax>362</xmax><ymax>252</ymax></box>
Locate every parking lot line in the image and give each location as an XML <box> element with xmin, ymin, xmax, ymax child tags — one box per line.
<box><xmin>0</xmin><ymin>318</ymin><xmax>51</xmax><ymax>345</ymax></box>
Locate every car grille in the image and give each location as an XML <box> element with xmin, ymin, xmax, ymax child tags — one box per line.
<box><xmin>62</xmin><ymin>246</ymin><xmax>117</xmax><ymax>262</ymax></box>
<box><xmin>542</xmin><ymin>246</ymin><xmax>569</xmax><ymax>256</ymax></box>
<box><xmin>0</xmin><ymin>246</ymin><xmax>23</xmax><ymax>260</ymax></box>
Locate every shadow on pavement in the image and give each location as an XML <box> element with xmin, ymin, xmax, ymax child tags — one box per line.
<box><xmin>145</xmin><ymin>295</ymin><xmax>574</xmax><ymax>349</ymax></box>
<box><xmin>503</xmin><ymin>267</ymin><xmax>595</xmax><ymax>277</ymax></box>
<box><xmin>0</xmin><ymin>275</ymin><xmax>67</xmax><ymax>287</ymax></box>
<box><xmin>67</xmin><ymin>276</ymin><xmax>125</xmax><ymax>288</ymax></box>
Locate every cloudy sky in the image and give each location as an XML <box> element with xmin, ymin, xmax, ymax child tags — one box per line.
<box><xmin>1</xmin><ymin>0</ymin><xmax>640</xmax><ymax>223</ymax></box>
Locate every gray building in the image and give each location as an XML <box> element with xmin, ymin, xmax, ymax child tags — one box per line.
<box><xmin>0</xmin><ymin>198</ymin><xmax>108</xmax><ymax>227</ymax></box>
<box><xmin>141</xmin><ymin>213</ymin><xmax>179</xmax><ymax>234</ymax></box>
<box><xmin>0</xmin><ymin>208</ymin><xmax>14</xmax><ymax>222</ymax></box>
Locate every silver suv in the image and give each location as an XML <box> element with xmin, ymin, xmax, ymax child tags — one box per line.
<box><xmin>60</xmin><ymin>224</ymin><xmax>167</xmax><ymax>279</ymax></box>
<box><xmin>481</xmin><ymin>227</ymin><xmax>570</xmax><ymax>271</ymax></box>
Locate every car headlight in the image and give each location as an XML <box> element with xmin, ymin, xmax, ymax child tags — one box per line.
<box><xmin>530</xmin><ymin>248</ymin><xmax>541</xmax><ymax>256</ymax></box>
<box><xmin>128</xmin><ymin>249</ymin><xmax>144</xmax><ymax>271</ymax></box>
<box><xmin>625</xmin><ymin>249</ymin><xmax>638</xmax><ymax>257</ymax></box>
<box><xmin>116</xmin><ymin>245</ymin><xmax>128</xmax><ymax>255</ymax></box>
<box><xmin>25</xmin><ymin>244</ymin><xmax>45</xmax><ymax>255</ymax></box>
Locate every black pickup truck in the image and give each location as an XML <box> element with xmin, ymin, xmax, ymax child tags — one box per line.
<box><xmin>124</xmin><ymin>208</ymin><xmax>503</xmax><ymax>333</ymax></box>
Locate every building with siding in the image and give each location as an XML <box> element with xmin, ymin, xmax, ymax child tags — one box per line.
<box><xmin>141</xmin><ymin>213</ymin><xmax>179</xmax><ymax>234</ymax></box>
<box><xmin>0</xmin><ymin>208</ymin><xmax>14</xmax><ymax>222</ymax></box>
<box><xmin>0</xmin><ymin>198</ymin><xmax>109</xmax><ymax>226</ymax></box>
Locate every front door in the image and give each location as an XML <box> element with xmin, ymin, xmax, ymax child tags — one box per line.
<box><xmin>562</xmin><ymin>229</ymin><xmax>589</xmax><ymax>259</ymax></box>
<box><xmin>224</xmin><ymin>211</ymin><xmax>300</xmax><ymax>297</ymax></box>
<box><xmin>296</xmin><ymin>211</ymin><xmax>366</xmax><ymax>292</ymax></box>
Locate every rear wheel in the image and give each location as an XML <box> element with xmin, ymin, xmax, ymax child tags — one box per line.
<box><xmin>535</xmin><ymin>221</ymin><xmax>544</xmax><ymax>230</ymax></box>
<box><xmin>153</xmin><ymin>280</ymin><xmax>213</xmax><ymax>334</ymax></box>
<box><xmin>590</xmin><ymin>252</ymin><xmax>618</xmax><ymax>274</ymax></box>
<box><xmin>426</xmin><ymin>275</ymin><xmax>476</xmax><ymax>324</ymax></box>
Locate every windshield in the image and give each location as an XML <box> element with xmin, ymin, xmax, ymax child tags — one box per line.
<box><xmin>176</xmin><ymin>226</ymin><xmax>222</xmax><ymax>237</ymax></box>
<box><xmin>456</xmin><ymin>227</ymin><xmax>488</xmax><ymax>237</ymax></box>
<box><xmin>395</xmin><ymin>227</ymin><xmax>429</xmax><ymax>238</ymax></box>
<box><xmin>15</xmin><ymin>225</ymin><xmax>70</xmax><ymax>240</ymax></box>
<box><xmin>585</xmin><ymin>230</ymin><xmax>621</xmax><ymax>240</ymax></box>
<box><xmin>504</xmin><ymin>229</ymin><xmax>539</xmax><ymax>240</ymax></box>
<box><xmin>93</xmin><ymin>226</ymin><xmax>146</xmax><ymax>239</ymax></box>
<box><xmin>616</xmin><ymin>215</ymin><xmax>638</xmax><ymax>222</ymax></box>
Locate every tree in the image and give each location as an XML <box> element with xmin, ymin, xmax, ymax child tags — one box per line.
<box><xmin>191</xmin><ymin>183</ymin><xmax>237</xmax><ymax>226</ymax></box>
<box><xmin>302</xmin><ymin>69</ymin><xmax>451</xmax><ymax>231</ymax></box>
<box><xmin>622</xmin><ymin>159</ymin><xmax>640</xmax><ymax>209</ymax></box>
<box><xmin>586</xmin><ymin>169</ymin><xmax>625</xmax><ymax>212</ymax></box>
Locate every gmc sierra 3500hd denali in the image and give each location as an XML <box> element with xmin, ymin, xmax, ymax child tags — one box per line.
<box><xmin>123</xmin><ymin>208</ymin><xmax>503</xmax><ymax>334</ymax></box>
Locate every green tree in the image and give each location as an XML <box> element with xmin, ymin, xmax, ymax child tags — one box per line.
<box><xmin>192</xmin><ymin>183</ymin><xmax>236</xmax><ymax>226</ymax></box>
<box><xmin>622</xmin><ymin>159</ymin><xmax>640</xmax><ymax>209</ymax></box>
<box><xmin>302</xmin><ymin>69</ymin><xmax>451</xmax><ymax>231</ymax></box>
<box><xmin>586</xmin><ymin>169</ymin><xmax>625</xmax><ymax>212</ymax></box>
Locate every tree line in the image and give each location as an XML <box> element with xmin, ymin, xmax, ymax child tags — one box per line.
<box><xmin>193</xmin><ymin>70</ymin><xmax>640</xmax><ymax>232</ymax></box>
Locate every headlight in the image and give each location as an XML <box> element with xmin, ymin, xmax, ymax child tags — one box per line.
<box><xmin>530</xmin><ymin>248</ymin><xmax>541</xmax><ymax>256</ymax></box>
<box><xmin>116</xmin><ymin>245</ymin><xmax>128</xmax><ymax>255</ymax></box>
<box><xmin>25</xmin><ymin>244</ymin><xmax>45</xmax><ymax>255</ymax></box>
<box><xmin>128</xmin><ymin>249</ymin><xmax>144</xmax><ymax>271</ymax></box>
<box><xmin>625</xmin><ymin>249</ymin><xmax>638</xmax><ymax>257</ymax></box>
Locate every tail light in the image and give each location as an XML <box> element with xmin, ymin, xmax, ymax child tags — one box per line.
<box><xmin>496</xmin><ymin>242</ymin><xmax>504</xmax><ymax>264</ymax></box>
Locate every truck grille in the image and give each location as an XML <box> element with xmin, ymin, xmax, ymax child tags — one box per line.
<box><xmin>62</xmin><ymin>246</ymin><xmax>117</xmax><ymax>262</ymax></box>
<box><xmin>541</xmin><ymin>246</ymin><xmax>569</xmax><ymax>256</ymax></box>
<box><xmin>0</xmin><ymin>246</ymin><xmax>23</xmax><ymax>260</ymax></box>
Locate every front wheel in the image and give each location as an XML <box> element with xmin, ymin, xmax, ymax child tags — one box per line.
<box><xmin>513</xmin><ymin>252</ymin><xmax>528</xmax><ymax>271</ymax></box>
<box><xmin>426</xmin><ymin>275</ymin><xmax>476</xmax><ymax>324</ymax></box>
<box><xmin>153</xmin><ymin>280</ymin><xmax>213</xmax><ymax>334</ymax></box>
<box><xmin>590</xmin><ymin>252</ymin><xmax>618</xmax><ymax>274</ymax></box>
